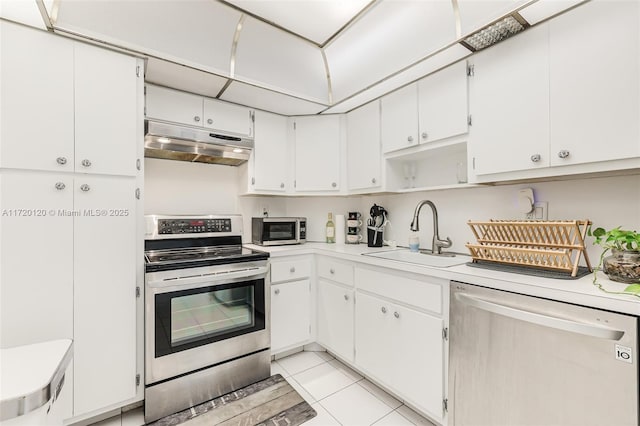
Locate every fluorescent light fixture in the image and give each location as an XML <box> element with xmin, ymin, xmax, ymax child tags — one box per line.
<box><xmin>157</xmin><ymin>137</ymin><xmax>170</xmax><ymax>143</ymax></box>
<box><xmin>232</xmin><ymin>148</ymin><xmax>244</xmax><ymax>153</ymax></box>
<box><xmin>461</xmin><ymin>13</ymin><xmax>529</xmax><ymax>52</ymax></box>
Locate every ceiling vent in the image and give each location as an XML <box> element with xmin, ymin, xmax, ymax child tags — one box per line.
<box><xmin>461</xmin><ymin>12</ymin><xmax>530</xmax><ymax>52</ymax></box>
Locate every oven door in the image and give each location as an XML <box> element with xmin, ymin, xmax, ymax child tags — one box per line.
<box><xmin>145</xmin><ymin>263</ymin><xmax>270</xmax><ymax>385</ymax></box>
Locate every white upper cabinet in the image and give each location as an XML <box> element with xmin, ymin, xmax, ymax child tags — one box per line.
<box><xmin>417</xmin><ymin>61</ymin><xmax>469</xmax><ymax>145</ymax></box>
<box><xmin>251</xmin><ymin>110</ymin><xmax>288</xmax><ymax>192</ymax></box>
<box><xmin>347</xmin><ymin>100</ymin><xmax>381</xmax><ymax>191</ymax></box>
<box><xmin>146</xmin><ymin>85</ymin><xmax>254</xmax><ymax>137</ymax></box>
<box><xmin>0</xmin><ymin>22</ymin><xmax>75</xmax><ymax>173</ymax></box>
<box><xmin>549</xmin><ymin>1</ymin><xmax>640</xmax><ymax>166</ymax></box>
<box><xmin>294</xmin><ymin>115</ymin><xmax>341</xmax><ymax>192</ymax></box>
<box><xmin>468</xmin><ymin>24</ymin><xmax>550</xmax><ymax>175</ymax></box>
<box><xmin>381</xmin><ymin>84</ymin><xmax>419</xmax><ymax>154</ymax></box>
<box><xmin>74</xmin><ymin>43</ymin><xmax>139</xmax><ymax>176</ymax></box>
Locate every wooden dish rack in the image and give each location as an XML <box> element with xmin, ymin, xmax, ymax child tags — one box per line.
<box><xmin>466</xmin><ymin>220</ymin><xmax>592</xmax><ymax>277</ymax></box>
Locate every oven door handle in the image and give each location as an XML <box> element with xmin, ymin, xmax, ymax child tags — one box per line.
<box><xmin>146</xmin><ymin>265</ymin><xmax>269</xmax><ymax>290</ymax></box>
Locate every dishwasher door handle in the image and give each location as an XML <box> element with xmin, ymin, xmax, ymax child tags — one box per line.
<box><xmin>455</xmin><ymin>293</ymin><xmax>625</xmax><ymax>341</ymax></box>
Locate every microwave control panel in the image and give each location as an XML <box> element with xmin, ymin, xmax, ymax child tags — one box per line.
<box><xmin>158</xmin><ymin>218</ymin><xmax>232</xmax><ymax>234</ymax></box>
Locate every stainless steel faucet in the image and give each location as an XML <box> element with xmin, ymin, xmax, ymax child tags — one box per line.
<box><xmin>410</xmin><ymin>200</ymin><xmax>452</xmax><ymax>255</ymax></box>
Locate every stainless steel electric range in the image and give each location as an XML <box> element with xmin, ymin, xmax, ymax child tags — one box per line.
<box><xmin>143</xmin><ymin>214</ymin><xmax>270</xmax><ymax>423</ymax></box>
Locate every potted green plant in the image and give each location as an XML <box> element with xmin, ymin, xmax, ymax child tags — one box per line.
<box><xmin>588</xmin><ymin>226</ymin><xmax>640</xmax><ymax>297</ymax></box>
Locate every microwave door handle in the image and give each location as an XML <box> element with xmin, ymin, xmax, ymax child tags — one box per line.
<box><xmin>455</xmin><ymin>293</ymin><xmax>625</xmax><ymax>341</ymax></box>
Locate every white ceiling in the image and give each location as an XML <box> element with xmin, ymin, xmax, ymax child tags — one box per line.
<box><xmin>0</xmin><ymin>0</ymin><xmax>588</xmax><ymax>116</ymax></box>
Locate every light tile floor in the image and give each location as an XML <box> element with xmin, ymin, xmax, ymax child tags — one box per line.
<box><xmin>91</xmin><ymin>350</ymin><xmax>436</xmax><ymax>426</ymax></box>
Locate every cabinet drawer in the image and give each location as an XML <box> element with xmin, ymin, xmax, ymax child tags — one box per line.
<box><xmin>271</xmin><ymin>257</ymin><xmax>311</xmax><ymax>283</ymax></box>
<box><xmin>355</xmin><ymin>267</ymin><xmax>442</xmax><ymax>314</ymax></box>
<box><xmin>317</xmin><ymin>256</ymin><xmax>354</xmax><ymax>287</ymax></box>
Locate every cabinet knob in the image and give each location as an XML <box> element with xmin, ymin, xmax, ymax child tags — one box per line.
<box><xmin>207</xmin><ymin>118</ymin><xmax>213</xmax><ymax>125</ymax></box>
<box><xmin>530</xmin><ymin>154</ymin><xmax>541</xmax><ymax>163</ymax></box>
<box><xmin>344</xmin><ymin>294</ymin><xmax>349</xmax><ymax>301</ymax></box>
<box><xmin>55</xmin><ymin>182</ymin><xmax>66</xmax><ymax>190</ymax></box>
<box><xmin>407</xmin><ymin>136</ymin><xmax>414</xmax><ymax>143</ymax></box>
<box><xmin>274</xmin><ymin>289</ymin><xmax>280</xmax><ymax>295</ymax></box>
<box><xmin>331</xmin><ymin>182</ymin><xmax>337</xmax><ymax>188</ymax></box>
<box><xmin>558</xmin><ymin>150</ymin><xmax>570</xmax><ymax>159</ymax></box>
<box><xmin>81</xmin><ymin>159</ymin><xmax>91</xmax><ymax>168</ymax></box>
<box><xmin>394</xmin><ymin>311</ymin><xmax>400</xmax><ymax>319</ymax></box>
<box><xmin>56</xmin><ymin>157</ymin><xmax>67</xmax><ymax>165</ymax></box>
<box><xmin>80</xmin><ymin>184</ymin><xmax>90</xmax><ymax>192</ymax></box>
<box><xmin>194</xmin><ymin>116</ymin><xmax>201</xmax><ymax>122</ymax></box>
<box><xmin>290</xmin><ymin>267</ymin><xmax>295</xmax><ymax>273</ymax></box>
<box><xmin>329</xmin><ymin>268</ymin><xmax>335</xmax><ymax>274</ymax></box>
<box><xmin>421</xmin><ymin>132</ymin><xmax>428</xmax><ymax>140</ymax></box>
<box><xmin>371</xmin><ymin>178</ymin><xmax>377</xmax><ymax>184</ymax></box>
<box><xmin>381</xmin><ymin>306</ymin><xmax>387</xmax><ymax>314</ymax></box>
<box><xmin>280</xmin><ymin>183</ymin><xmax>285</xmax><ymax>188</ymax></box>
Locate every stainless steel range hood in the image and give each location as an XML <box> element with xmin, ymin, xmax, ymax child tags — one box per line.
<box><xmin>144</xmin><ymin>120</ymin><xmax>254</xmax><ymax>166</ymax></box>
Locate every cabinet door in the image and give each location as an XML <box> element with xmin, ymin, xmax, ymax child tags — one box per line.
<box><xmin>317</xmin><ymin>279</ymin><xmax>354</xmax><ymax>362</ymax></box>
<box><xmin>252</xmin><ymin>110</ymin><xmax>288</xmax><ymax>192</ymax></box>
<box><xmin>294</xmin><ymin>115</ymin><xmax>341</xmax><ymax>191</ymax></box>
<box><xmin>347</xmin><ymin>101</ymin><xmax>381</xmax><ymax>190</ymax></box>
<box><xmin>469</xmin><ymin>24</ymin><xmax>550</xmax><ymax>175</ymax></box>
<box><xmin>145</xmin><ymin>85</ymin><xmax>203</xmax><ymax>127</ymax></box>
<box><xmin>391</xmin><ymin>303</ymin><xmax>443</xmax><ymax>421</ymax></box>
<box><xmin>418</xmin><ymin>61</ymin><xmax>468</xmax><ymax>144</ymax></box>
<box><xmin>0</xmin><ymin>22</ymin><xmax>74</xmax><ymax>172</ymax></box>
<box><xmin>73</xmin><ymin>176</ymin><xmax>137</xmax><ymax>415</ymax></box>
<box><xmin>0</xmin><ymin>171</ymin><xmax>73</xmax><ymax>347</ymax></box>
<box><xmin>203</xmin><ymin>98</ymin><xmax>253</xmax><ymax>137</ymax></box>
<box><xmin>381</xmin><ymin>84</ymin><xmax>419</xmax><ymax>153</ymax></box>
<box><xmin>271</xmin><ymin>280</ymin><xmax>311</xmax><ymax>353</ymax></box>
<box><xmin>354</xmin><ymin>292</ymin><xmax>393</xmax><ymax>384</ymax></box>
<box><xmin>75</xmin><ymin>43</ymin><xmax>139</xmax><ymax>176</ymax></box>
<box><xmin>549</xmin><ymin>1</ymin><xmax>640</xmax><ymax>165</ymax></box>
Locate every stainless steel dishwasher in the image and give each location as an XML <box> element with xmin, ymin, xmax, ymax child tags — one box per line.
<box><xmin>449</xmin><ymin>281</ymin><xmax>638</xmax><ymax>426</ymax></box>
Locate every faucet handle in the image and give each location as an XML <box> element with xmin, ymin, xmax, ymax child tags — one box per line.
<box><xmin>436</xmin><ymin>237</ymin><xmax>453</xmax><ymax>249</ymax></box>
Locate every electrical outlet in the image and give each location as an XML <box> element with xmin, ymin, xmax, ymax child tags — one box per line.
<box><xmin>262</xmin><ymin>206</ymin><xmax>269</xmax><ymax>217</ymax></box>
<box><xmin>526</xmin><ymin>202</ymin><xmax>548</xmax><ymax>220</ymax></box>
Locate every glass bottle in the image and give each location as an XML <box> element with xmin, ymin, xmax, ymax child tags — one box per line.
<box><xmin>326</xmin><ymin>213</ymin><xmax>335</xmax><ymax>243</ymax></box>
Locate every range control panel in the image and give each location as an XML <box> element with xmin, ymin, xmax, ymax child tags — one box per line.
<box><xmin>158</xmin><ymin>218</ymin><xmax>232</xmax><ymax>234</ymax></box>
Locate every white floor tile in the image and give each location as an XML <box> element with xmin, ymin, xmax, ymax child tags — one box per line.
<box><xmin>121</xmin><ymin>407</ymin><xmax>144</xmax><ymax>426</ymax></box>
<box><xmin>276</xmin><ymin>351</ymin><xmax>327</xmax><ymax>376</ymax></box>
<box><xmin>286</xmin><ymin>376</ymin><xmax>317</xmax><ymax>405</ymax></box>
<box><xmin>292</xmin><ymin>362</ymin><xmax>357</xmax><ymax>401</ymax></box>
<box><xmin>396</xmin><ymin>405</ymin><xmax>437</xmax><ymax>426</ymax></box>
<box><xmin>271</xmin><ymin>361</ymin><xmax>289</xmax><ymax>378</ymax></box>
<box><xmin>328</xmin><ymin>359</ymin><xmax>363</xmax><ymax>383</ymax></box>
<box><xmin>314</xmin><ymin>351</ymin><xmax>335</xmax><ymax>362</ymax></box>
<box><xmin>305</xmin><ymin>403</ymin><xmax>341</xmax><ymax>426</ymax></box>
<box><xmin>320</xmin><ymin>382</ymin><xmax>395</xmax><ymax>426</ymax></box>
<box><xmin>373</xmin><ymin>410</ymin><xmax>416</xmax><ymax>425</ymax></box>
<box><xmin>358</xmin><ymin>379</ymin><xmax>402</xmax><ymax>410</ymax></box>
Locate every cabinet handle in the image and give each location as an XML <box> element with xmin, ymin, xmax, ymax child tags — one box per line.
<box><xmin>80</xmin><ymin>184</ymin><xmax>90</xmax><ymax>192</ymax></box>
<box><xmin>251</xmin><ymin>177</ymin><xmax>255</xmax><ymax>185</ymax></box>
<box><xmin>136</xmin><ymin>159</ymin><xmax>141</xmax><ymax>171</ymax></box>
<box><xmin>290</xmin><ymin>267</ymin><xmax>296</xmax><ymax>273</ymax></box>
<box><xmin>81</xmin><ymin>159</ymin><xmax>91</xmax><ymax>167</ymax></box>
<box><xmin>207</xmin><ymin>118</ymin><xmax>213</xmax><ymax>125</ymax></box>
<box><xmin>381</xmin><ymin>306</ymin><xmax>387</xmax><ymax>314</ymax></box>
<box><xmin>421</xmin><ymin>132</ymin><xmax>428</xmax><ymax>140</ymax></box>
<box><xmin>558</xmin><ymin>150</ymin><xmax>570</xmax><ymax>159</ymax></box>
<box><xmin>394</xmin><ymin>311</ymin><xmax>400</xmax><ymax>319</ymax></box>
<box><xmin>331</xmin><ymin>182</ymin><xmax>337</xmax><ymax>188</ymax></box>
<box><xmin>329</xmin><ymin>268</ymin><xmax>335</xmax><ymax>274</ymax></box>
<box><xmin>135</xmin><ymin>188</ymin><xmax>141</xmax><ymax>200</ymax></box>
<box><xmin>530</xmin><ymin>154</ymin><xmax>541</xmax><ymax>163</ymax></box>
<box><xmin>56</xmin><ymin>157</ymin><xmax>67</xmax><ymax>165</ymax></box>
<box><xmin>371</xmin><ymin>178</ymin><xmax>377</xmax><ymax>184</ymax></box>
<box><xmin>344</xmin><ymin>294</ymin><xmax>349</xmax><ymax>301</ymax></box>
<box><xmin>407</xmin><ymin>136</ymin><xmax>414</xmax><ymax>143</ymax></box>
<box><xmin>280</xmin><ymin>183</ymin><xmax>285</xmax><ymax>189</ymax></box>
<box><xmin>274</xmin><ymin>289</ymin><xmax>280</xmax><ymax>295</ymax></box>
<box><xmin>55</xmin><ymin>182</ymin><xmax>66</xmax><ymax>190</ymax></box>
<box><xmin>194</xmin><ymin>116</ymin><xmax>201</xmax><ymax>122</ymax></box>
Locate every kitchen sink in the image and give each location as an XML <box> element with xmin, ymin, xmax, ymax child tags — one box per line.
<box><xmin>363</xmin><ymin>249</ymin><xmax>471</xmax><ymax>268</ymax></box>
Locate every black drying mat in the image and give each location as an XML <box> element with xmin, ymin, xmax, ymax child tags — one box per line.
<box><xmin>466</xmin><ymin>261</ymin><xmax>592</xmax><ymax>280</ymax></box>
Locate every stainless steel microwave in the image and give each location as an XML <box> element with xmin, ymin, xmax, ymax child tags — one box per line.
<box><xmin>252</xmin><ymin>217</ymin><xmax>306</xmax><ymax>246</ymax></box>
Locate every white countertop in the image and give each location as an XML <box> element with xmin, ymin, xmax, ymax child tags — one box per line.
<box><xmin>247</xmin><ymin>242</ymin><xmax>640</xmax><ymax>316</ymax></box>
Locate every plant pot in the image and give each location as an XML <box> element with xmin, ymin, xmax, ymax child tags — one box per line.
<box><xmin>603</xmin><ymin>249</ymin><xmax>640</xmax><ymax>284</ymax></box>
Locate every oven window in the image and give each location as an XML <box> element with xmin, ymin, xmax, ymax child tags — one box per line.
<box><xmin>266</xmin><ymin>222</ymin><xmax>295</xmax><ymax>240</ymax></box>
<box><xmin>155</xmin><ymin>279</ymin><xmax>265</xmax><ymax>357</ymax></box>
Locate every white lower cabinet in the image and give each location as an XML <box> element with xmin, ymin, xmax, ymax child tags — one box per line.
<box><xmin>271</xmin><ymin>279</ymin><xmax>311</xmax><ymax>353</ymax></box>
<box><xmin>316</xmin><ymin>279</ymin><xmax>354</xmax><ymax>363</ymax></box>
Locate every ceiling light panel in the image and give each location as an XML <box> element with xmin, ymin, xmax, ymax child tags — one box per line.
<box><xmin>54</xmin><ymin>0</ymin><xmax>239</xmax><ymax>76</ymax></box>
<box><xmin>221</xmin><ymin>81</ymin><xmax>327</xmax><ymax>115</ymax></box>
<box><xmin>0</xmin><ymin>0</ymin><xmax>48</xmax><ymax>29</ymax></box>
<box><xmin>463</xmin><ymin>14</ymin><xmax>527</xmax><ymax>51</ymax></box>
<box><xmin>324</xmin><ymin>0</ymin><xmax>457</xmax><ymax>103</ymax></box>
<box><xmin>234</xmin><ymin>16</ymin><xmax>329</xmax><ymax>104</ymax></box>
<box><xmin>457</xmin><ymin>0</ymin><xmax>529</xmax><ymax>36</ymax></box>
<box><xmin>225</xmin><ymin>0</ymin><xmax>371</xmax><ymax>45</ymax></box>
<box><xmin>145</xmin><ymin>58</ymin><xmax>229</xmax><ymax>98</ymax></box>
